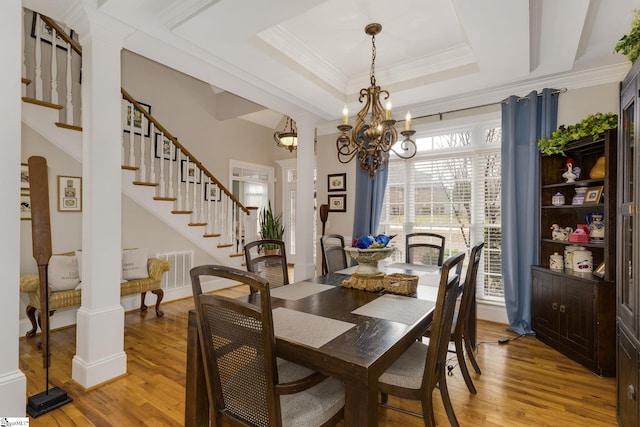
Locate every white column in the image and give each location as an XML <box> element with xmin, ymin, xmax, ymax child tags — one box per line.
<box><xmin>0</xmin><ymin>0</ymin><xmax>27</xmax><ymax>415</ymax></box>
<box><xmin>72</xmin><ymin>14</ymin><xmax>127</xmax><ymax>388</ymax></box>
<box><xmin>293</xmin><ymin>113</ymin><xmax>317</xmax><ymax>281</ymax></box>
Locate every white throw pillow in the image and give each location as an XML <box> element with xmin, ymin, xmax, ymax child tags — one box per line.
<box><xmin>122</xmin><ymin>248</ymin><xmax>149</xmax><ymax>280</ymax></box>
<box><xmin>48</xmin><ymin>255</ymin><xmax>80</xmax><ymax>291</ymax></box>
<box><xmin>75</xmin><ymin>250</ymin><xmax>82</xmax><ymax>282</ymax></box>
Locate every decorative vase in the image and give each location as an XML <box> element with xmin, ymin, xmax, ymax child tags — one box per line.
<box><xmin>587</xmin><ymin>213</ymin><xmax>605</xmax><ymax>243</ymax></box>
<box><xmin>572</xmin><ymin>250</ymin><xmax>593</xmax><ymax>272</ymax></box>
<box><xmin>589</xmin><ymin>156</ymin><xmax>606</xmax><ymax>179</ymax></box>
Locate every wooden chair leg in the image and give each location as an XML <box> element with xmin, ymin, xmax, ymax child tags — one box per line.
<box><xmin>25</xmin><ymin>305</ymin><xmax>38</xmax><ymax>338</ymax></box>
<box><xmin>455</xmin><ymin>336</ymin><xmax>477</xmax><ymax>394</ymax></box>
<box><xmin>151</xmin><ymin>289</ymin><xmax>164</xmax><ymax>317</ymax></box>
<box><xmin>464</xmin><ymin>333</ymin><xmax>482</xmax><ymax>374</ymax></box>
<box><xmin>437</xmin><ymin>370</ymin><xmax>459</xmax><ymax>427</ymax></box>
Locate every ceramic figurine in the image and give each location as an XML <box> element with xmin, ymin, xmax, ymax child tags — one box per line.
<box><xmin>552</xmin><ymin>192</ymin><xmax>565</xmax><ymax>206</ymax></box>
<box><xmin>551</xmin><ymin>223</ymin><xmax>573</xmax><ymax>241</ymax></box>
<box><xmin>587</xmin><ymin>213</ymin><xmax>605</xmax><ymax>243</ymax></box>
<box><xmin>562</xmin><ymin>162</ymin><xmax>579</xmax><ymax>183</ymax></box>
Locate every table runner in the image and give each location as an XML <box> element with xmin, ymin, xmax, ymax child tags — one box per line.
<box><xmin>270</xmin><ymin>281</ymin><xmax>334</xmax><ymax>301</ymax></box>
<box><xmin>351</xmin><ymin>294</ymin><xmax>435</xmax><ymax>325</ymax></box>
<box><xmin>273</xmin><ymin>307</ymin><xmax>355</xmax><ymax>348</ymax></box>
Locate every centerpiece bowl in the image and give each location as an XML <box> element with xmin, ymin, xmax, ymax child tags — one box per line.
<box><xmin>344</xmin><ymin>246</ymin><xmax>396</xmax><ymax>275</ymax></box>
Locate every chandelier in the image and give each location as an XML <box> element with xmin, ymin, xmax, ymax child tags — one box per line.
<box><xmin>274</xmin><ymin>116</ymin><xmax>298</xmax><ymax>152</ymax></box>
<box><xmin>336</xmin><ymin>23</ymin><xmax>416</xmax><ymax>178</ymax></box>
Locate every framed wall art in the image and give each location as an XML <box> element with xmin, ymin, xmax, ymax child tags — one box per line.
<box><xmin>583</xmin><ymin>186</ymin><xmax>603</xmax><ymax>205</ymax></box>
<box><xmin>122</xmin><ymin>99</ymin><xmax>152</xmax><ymax>137</ymax></box>
<box><xmin>328</xmin><ymin>194</ymin><xmax>346</xmax><ymax>212</ymax></box>
<box><xmin>58</xmin><ymin>175</ymin><xmax>82</xmax><ymax>212</ymax></box>
<box><xmin>21</xmin><ymin>163</ymin><xmax>30</xmax><ymax>191</ymax></box>
<box><xmin>180</xmin><ymin>160</ymin><xmax>202</xmax><ymax>184</ymax></box>
<box><xmin>30</xmin><ymin>13</ymin><xmax>74</xmax><ymax>50</ymax></box>
<box><xmin>204</xmin><ymin>182</ymin><xmax>221</xmax><ymax>202</ymax></box>
<box><xmin>154</xmin><ymin>133</ymin><xmax>176</xmax><ymax>161</ymax></box>
<box><xmin>20</xmin><ymin>194</ymin><xmax>31</xmax><ymax>220</ymax></box>
<box><xmin>328</xmin><ymin>173</ymin><xmax>346</xmax><ymax>192</ymax></box>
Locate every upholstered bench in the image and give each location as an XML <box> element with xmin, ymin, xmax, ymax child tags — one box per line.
<box><xmin>20</xmin><ymin>251</ymin><xmax>171</xmax><ymax>338</ymax></box>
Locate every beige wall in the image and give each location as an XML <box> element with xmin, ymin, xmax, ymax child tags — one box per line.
<box><xmin>315</xmin><ymin>82</ymin><xmax>623</xmax><ymax>253</ymax></box>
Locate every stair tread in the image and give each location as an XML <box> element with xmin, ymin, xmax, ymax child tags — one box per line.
<box><xmin>217</xmin><ymin>244</ymin><xmax>233</xmax><ymax>248</ymax></box>
<box><xmin>133</xmin><ymin>181</ymin><xmax>159</xmax><ymax>187</ymax></box>
<box><xmin>229</xmin><ymin>253</ymin><xmax>244</xmax><ymax>258</ymax></box>
<box><xmin>153</xmin><ymin>197</ymin><xmax>177</xmax><ymax>201</ymax></box>
<box><xmin>171</xmin><ymin>210</ymin><xmax>193</xmax><ymax>214</ymax></box>
<box><xmin>188</xmin><ymin>223</ymin><xmax>207</xmax><ymax>227</ymax></box>
<box><xmin>203</xmin><ymin>233</ymin><xmax>222</xmax><ymax>238</ymax></box>
<box><xmin>122</xmin><ymin>165</ymin><xmax>138</xmax><ymax>171</ymax></box>
<box><xmin>22</xmin><ymin>97</ymin><xmax>63</xmax><ymax>110</ymax></box>
<box><xmin>22</xmin><ymin>78</ymin><xmax>31</xmax><ymax>85</ymax></box>
<box><xmin>55</xmin><ymin>122</ymin><xmax>82</xmax><ymax>132</ymax></box>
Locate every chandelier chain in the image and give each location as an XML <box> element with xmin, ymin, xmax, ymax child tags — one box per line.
<box><xmin>370</xmin><ymin>33</ymin><xmax>376</xmax><ymax>86</ymax></box>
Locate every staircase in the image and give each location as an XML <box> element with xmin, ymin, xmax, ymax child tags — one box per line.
<box><xmin>21</xmin><ymin>10</ymin><xmax>255</xmax><ymax>271</ymax></box>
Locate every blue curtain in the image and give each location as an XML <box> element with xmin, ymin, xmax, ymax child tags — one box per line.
<box><xmin>352</xmin><ymin>167</ymin><xmax>388</xmax><ymax>240</ymax></box>
<box><xmin>501</xmin><ymin>88</ymin><xmax>558</xmax><ymax>335</ymax></box>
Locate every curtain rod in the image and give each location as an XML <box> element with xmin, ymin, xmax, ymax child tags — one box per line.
<box><xmin>406</xmin><ymin>87</ymin><xmax>567</xmax><ymax>122</ymax></box>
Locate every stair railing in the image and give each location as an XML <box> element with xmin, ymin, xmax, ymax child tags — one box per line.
<box><xmin>23</xmin><ymin>11</ymin><xmax>81</xmax><ymax>129</ymax></box>
<box><xmin>121</xmin><ymin>89</ymin><xmax>253</xmax><ymax>254</ymax></box>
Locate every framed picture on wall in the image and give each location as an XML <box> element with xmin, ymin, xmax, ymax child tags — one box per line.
<box><xmin>20</xmin><ymin>194</ymin><xmax>31</xmax><ymax>220</ymax></box>
<box><xmin>328</xmin><ymin>194</ymin><xmax>346</xmax><ymax>212</ymax></box>
<box><xmin>30</xmin><ymin>13</ymin><xmax>74</xmax><ymax>50</ymax></box>
<box><xmin>328</xmin><ymin>173</ymin><xmax>346</xmax><ymax>192</ymax></box>
<box><xmin>154</xmin><ymin>133</ymin><xmax>176</xmax><ymax>161</ymax></box>
<box><xmin>58</xmin><ymin>175</ymin><xmax>82</xmax><ymax>212</ymax></box>
<box><xmin>204</xmin><ymin>182</ymin><xmax>221</xmax><ymax>202</ymax></box>
<box><xmin>122</xmin><ymin>99</ymin><xmax>152</xmax><ymax>137</ymax></box>
<box><xmin>21</xmin><ymin>163</ymin><xmax>30</xmax><ymax>191</ymax></box>
<box><xmin>180</xmin><ymin>160</ymin><xmax>202</xmax><ymax>184</ymax></box>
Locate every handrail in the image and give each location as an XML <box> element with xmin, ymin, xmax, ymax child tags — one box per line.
<box><xmin>120</xmin><ymin>88</ymin><xmax>250</xmax><ymax>215</ymax></box>
<box><xmin>39</xmin><ymin>15</ymin><xmax>82</xmax><ymax>55</ymax></box>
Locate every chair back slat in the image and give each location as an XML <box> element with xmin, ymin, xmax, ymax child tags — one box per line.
<box><xmin>406</xmin><ymin>233</ymin><xmax>446</xmax><ymax>266</ymax></box>
<box><xmin>454</xmin><ymin>242</ymin><xmax>484</xmax><ymax>338</ymax></box>
<box><xmin>321</xmin><ymin>234</ymin><xmax>348</xmax><ymax>274</ymax></box>
<box><xmin>191</xmin><ymin>265</ymin><xmax>280</xmax><ymax>427</ymax></box>
<box><xmin>244</xmin><ymin>240</ymin><xmax>289</xmax><ymax>292</ymax></box>
<box><xmin>422</xmin><ymin>251</ymin><xmax>465</xmax><ymax>391</ymax></box>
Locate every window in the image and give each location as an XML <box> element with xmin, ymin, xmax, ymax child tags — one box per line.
<box><xmin>378</xmin><ymin>119</ymin><xmax>503</xmax><ymax>302</ymax></box>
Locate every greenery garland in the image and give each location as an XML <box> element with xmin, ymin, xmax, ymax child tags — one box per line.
<box><xmin>615</xmin><ymin>9</ymin><xmax>640</xmax><ymax>63</ymax></box>
<box><xmin>537</xmin><ymin>112</ymin><xmax>618</xmax><ymax>156</ymax></box>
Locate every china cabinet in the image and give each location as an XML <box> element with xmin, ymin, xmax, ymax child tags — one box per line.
<box><xmin>531</xmin><ymin>128</ymin><xmax>617</xmax><ymax>377</ymax></box>
<box><xmin>618</xmin><ymin>59</ymin><xmax>639</xmax><ymax>427</ymax></box>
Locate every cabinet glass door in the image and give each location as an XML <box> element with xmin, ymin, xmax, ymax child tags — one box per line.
<box><xmin>619</xmin><ymin>83</ymin><xmax>636</xmax><ymax>331</ymax></box>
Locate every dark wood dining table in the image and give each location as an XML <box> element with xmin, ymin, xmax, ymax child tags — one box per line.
<box><xmin>185</xmin><ymin>263</ymin><xmax>442</xmax><ymax>427</ymax></box>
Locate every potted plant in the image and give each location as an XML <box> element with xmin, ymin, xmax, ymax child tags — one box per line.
<box><xmin>259</xmin><ymin>201</ymin><xmax>285</xmax><ymax>253</ymax></box>
<box><xmin>537</xmin><ymin>112</ymin><xmax>618</xmax><ymax>156</ymax></box>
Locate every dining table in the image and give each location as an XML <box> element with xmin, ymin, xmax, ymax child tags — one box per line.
<box><xmin>184</xmin><ymin>262</ymin><xmax>444</xmax><ymax>427</ymax></box>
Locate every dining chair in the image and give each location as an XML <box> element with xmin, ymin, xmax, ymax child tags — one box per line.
<box><xmin>190</xmin><ymin>264</ymin><xmax>345</xmax><ymax>427</ymax></box>
<box><xmin>244</xmin><ymin>239</ymin><xmax>289</xmax><ymax>293</ymax></box>
<box><xmin>424</xmin><ymin>241</ymin><xmax>484</xmax><ymax>394</ymax></box>
<box><xmin>320</xmin><ymin>234</ymin><xmax>348</xmax><ymax>275</ymax></box>
<box><xmin>405</xmin><ymin>232</ymin><xmax>446</xmax><ymax>266</ymax></box>
<box><xmin>378</xmin><ymin>251</ymin><xmax>466</xmax><ymax>427</ymax></box>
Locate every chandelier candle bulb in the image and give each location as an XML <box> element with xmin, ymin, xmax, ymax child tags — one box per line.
<box><xmin>342</xmin><ymin>105</ymin><xmax>349</xmax><ymax>125</ymax></box>
<box><xmin>405</xmin><ymin>111</ymin><xmax>411</xmax><ymax>130</ymax></box>
<box><xmin>386</xmin><ymin>101</ymin><xmax>392</xmax><ymax>120</ymax></box>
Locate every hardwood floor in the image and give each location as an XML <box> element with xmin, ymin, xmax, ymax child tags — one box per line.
<box><xmin>20</xmin><ymin>286</ymin><xmax>617</xmax><ymax>426</ymax></box>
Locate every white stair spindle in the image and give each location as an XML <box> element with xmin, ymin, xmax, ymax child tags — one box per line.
<box><xmin>128</xmin><ymin>102</ymin><xmax>135</xmax><ymax>167</ymax></box>
<box><xmin>205</xmin><ymin>177</ymin><xmax>212</xmax><ymax>234</ymax></box>
<box><xmin>158</xmin><ymin>133</ymin><xmax>166</xmax><ymax>197</ymax></box>
<box><xmin>199</xmin><ymin>176</ymin><xmax>206</xmax><ymax>225</ymax></box>
<box><xmin>149</xmin><ymin>123</ymin><xmax>156</xmax><ymax>183</ymax></box>
<box><xmin>176</xmin><ymin>151</ymin><xmax>183</xmax><ymax>211</ymax></box>
<box><xmin>191</xmin><ymin>166</ymin><xmax>198</xmax><ymax>222</ymax></box>
<box><xmin>168</xmin><ymin>144</ymin><xmax>175</xmax><ymax>199</ymax></box>
<box><xmin>65</xmin><ymin>43</ymin><xmax>74</xmax><ymax>124</ymax></box>
<box><xmin>34</xmin><ymin>14</ymin><xmax>43</xmax><ymax>100</ymax></box>
<box><xmin>139</xmin><ymin>116</ymin><xmax>147</xmax><ymax>182</ymax></box>
<box><xmin>50</xmin><ymin>27</ymin><xmax>58</xmax><ymax>105</ymax></box>
<box><xmin>184</xmin><ymin>158</ymin><xmax>191</xmax><ymax>211</ymax></box>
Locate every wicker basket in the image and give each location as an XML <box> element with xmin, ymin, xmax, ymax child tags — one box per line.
<box><xmin>383</xmin><ymin>273</ymin><xmax>419</xmax><ymax>296</ymax></box>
